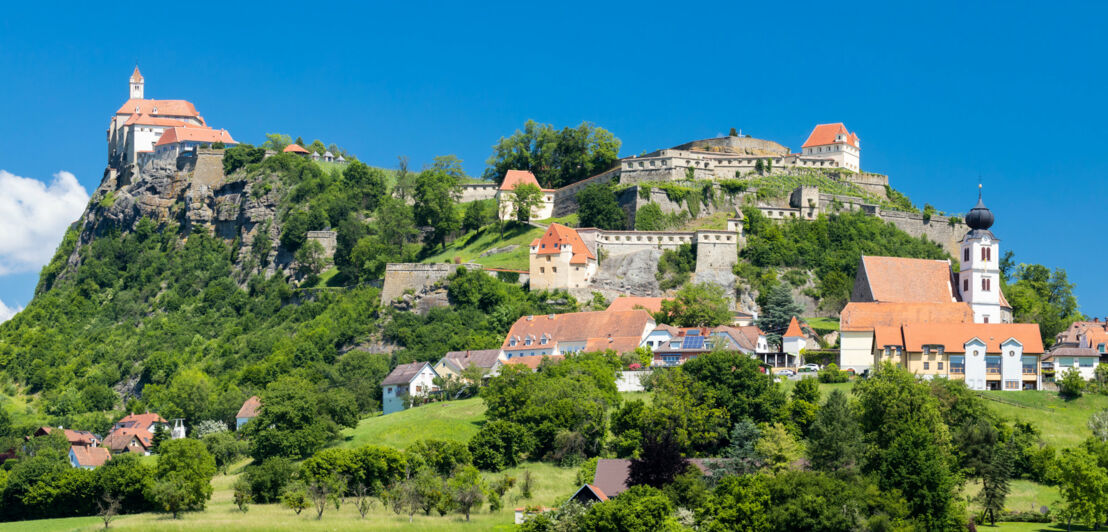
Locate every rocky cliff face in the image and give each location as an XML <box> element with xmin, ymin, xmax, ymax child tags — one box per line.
<box><xmin>66</xmin><ymin>151</ymin><xmax>286</xmax><ymax>283</ymax></box>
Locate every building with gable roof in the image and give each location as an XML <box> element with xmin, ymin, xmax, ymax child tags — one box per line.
<box><xmin>153</xmin><ymin>127</ymin><xmax>237</xmax><ymax>163</ymax></box>
<box><xmin>112</xmin><ymin>412</ymin><xmax>169</xmax><ymax>434</ymax></box>
<box><xmin>103</xmin><ymin>427</ymin><xmax>154</xmax><ymax>455</ymax></box>
<box><xmin>643</xmin><ymin>324</ymin><xmax>769</xmax><ymax>367</ymax></box>
<box><xmin>782</xmin><ymin>316</ymin><xmax>807</xmax><ymax>357</ymax></box>
<box><xmin>497</xmin><ymin>170</ymin><xmax>555</xmax><ymax>221</ymax></box>
<box><xmin>1043</xmin><ymin>347</ymin><xmax>1101</xmax><ymax>381</ymax></box>
<box><xmin>283</xmin><ymin>144</ymin><xmax>311</xmax><ymax>156</ymax></box>
<box><xmin>434</xmin><ymin>349</ymin><xmax>505</xmax><ymax>380</ymax></box>
<box><xmin>381</xmin><ymin>362</ymin><xmax>439</xmax><ymax>415</ymax></box>
<box><xmin>801</xmin><ymin>123</ymin><xmax>861</xmax><ymax>171</ymax></box>
<box><xmin>70</xmin><ymin>445</ymin><xmax>112</xmax><ymax>469</ymax></box>
<box><xmin>236</xmin><ymin>396</ymin><xmax>262</xmax><ymax>431</ymax></box>
<box><xmin>529</xmin><ymin>223</ymin><xmax>598</xmax><ymax>291</ymax></box>
<box><xmin>606</xmin><ymin>297</ymin><xmax>671</xmax><ymax>314</ymax></box>
<box><xmin>31</xmin><ymin>426</ymin><xmax>101</xmax><ymax>447</ymax></box>
<box><xmin>500</xmin><ymin>310</ymin><xmax>655</xmax><ymax>360</ymax></box>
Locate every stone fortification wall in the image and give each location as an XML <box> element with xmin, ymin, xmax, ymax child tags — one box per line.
<box><xmin>582</xmin><ymin>229</ymin><xmax>697</xmax><ymax>255</ymax></box>
<box><xmin>306</xmin><ymin>230</ymin><xmax>338</xmax><ymax>258</ymax></box>
<box><xmin>625</xmin><ymin>185</ymin><xmax>744</xmax><ymax>228</ymax></box>
<box><xmin>381</xmin><ymin>263</ymin><xmax>473</xmax><ymax>305</ymax></box>
<box><xmin>672</xmin><ymin>136</ymin><xmax>789</xmax><ymax>156</ymax></box>
<box><xmin>818</xmin><ymin>193</ymin><xmax>879</xmax><ymax>215</ymax></box>
<box><xmin>694</xmin><ymin>230</ymin><xmax>740</xmax><ymax>274</ymax></box>
<box><xmin>877</xmin><ymin>210</ymin><xmax>966</xmax><ymax>257</ymax></box>
<box><xmin>841</xmin><ymin>172</ymin><xmax>889</xmax><ymax>198</ymax></box>
<box><xmin>193</xmin><ymin>149</ymin><xmax>226</xmax><ymax>189</ymax></box>
<box><xmin>551</xmin><ymin>167</ymin><xmax>621</xmax><ymax>217</ymax></box>
<box><xmin>459</xmin><ymin>183</ymin><xmax>498</xmax><ymax>203</ymax></box>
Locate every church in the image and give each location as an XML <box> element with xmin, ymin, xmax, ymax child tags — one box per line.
<box><xmin>106</xmin><ymin>67</ymin><xmax>236</xmax><ymax>173</ymax></box>
<box><xmin>839</xmin><ymin>188</ymin><xmax>1045</xmax><ymax>391</ymax></box>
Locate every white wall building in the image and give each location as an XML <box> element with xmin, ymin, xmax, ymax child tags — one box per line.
<box><xmin>800</xmin><ymin>123</ymin><xmax>861</xmax><ymax>172</ymax></box>
<box><xmin>381</xmin><ymin>362</ymin><xmax>439</xmax><ymax>415</ymax></box>
<box><xmin>107</xmin><ymin>67</ymin><xmax>207</xmax><ymax>169</ymax></box>
<box><xmin>957</xmin><ymin>188</ymin><xmax>1005</xmax><ymax>324</ymax></box>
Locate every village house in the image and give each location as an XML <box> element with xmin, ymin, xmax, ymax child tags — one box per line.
<box><xmin>69</xmin><ymin>445</ymin><xmax>112</xmax><ymax>470</ymax></box>
<box><xmin>800</xmin><ymin>123</ymin><xmax>861</xmax><ymax>172</ymax></box>
<box><xmin>606</xmin><ymin>296</ymin><xmax>670</xmax><ymax>314</ymax></box>
<box><xmin>873</xmin><ymin>322</ymin><xmax>1043</xmax><ymax>390</ymax></box>
<box><xmin>30</xmin><ymin>426</ymin><xmax>100</xmax><ymax>447</ymax></box>
<box><xmin>1043</xmin><ymin>347</ymin><xmax>1101</xmax><ymax>381</ymax></box>
<box><xmin>500</xmin><ymin>309</ymin><xmax>655</xmax><ymax>360</ymax></box>
<box><xmin>1055</xmin><ymin>319</ymin><xmax>1108</xmax><ymax>359</ymax></box>
<box><xmin>434</xmin><ymin>349</ymin><xmax>504</xmax><ymax>380</ymax></box>
<box><xmin>497</xmin><ymin>170</ymin><xmax>554</xmax><ymax>221</ymax></box>
<box><xmin>504</xmin><ymin>354</ymin><xmax>565</xmax><ymax>372</ymax></box>
<box><xmin>237</xmin><ymin>396</ymin><xmax>262</xmax><ymax>431</ymax></box>
<box><xmin>282</xmin><ymin>143</ymin><xmax>311</xmax><ymax>157</ymax></box>
<box><xmin>643</xmin><ymin>324</ymin><xmax>768</xmax><ymax>366</ymax></box>
<box><xmin>152</xmin><ymin>126</ymin><xmax>237</xmax><ymax>163</ymax></box>
<box><xmin>528</xmin><ymin>224</ymin><xmax>598</xmax><ymax>291</ymax></box>
<box><xmin>112</xmin><ymin>412</ymin><xmax>169</xmax><ymax>434</ymax></box>
<box><xmin>381</xmin><ymin>362</ymin><xmax>439</xmax><ymax>415</ymax></box>
<box><xmin>102</xmin><ymin>427</ymin><xmax>154</xmax><ymax>455</ymax></box>
<box><xmin>782</xmin><ymin>316</ymin><xmax>807</xmax><ymax>357</ymax></box>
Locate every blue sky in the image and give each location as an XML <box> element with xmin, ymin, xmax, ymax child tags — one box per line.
<box><xmin>1</xmin><ymin>1</ymin><xmax>1104</xmax><ymax>318</ymax></box>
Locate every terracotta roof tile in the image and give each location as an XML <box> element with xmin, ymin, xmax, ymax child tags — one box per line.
<box><xmin>236</xmin><ymin>396</ymin><xmax>261</xmax><ymax>419</ymax></box>
<box><xmin>802</xmin><ymin>123</ymin><xmax>859</xmax><ymax>148</ymax></box>
<box><xmin>70</xmin><ymin>445</ymin><xmax>112</xmax><ymax>467</ymax></box>
<box><xmin>103</xmin><ymin>427</ymin><xmax>153</xmax><ymax>453</ymax></box>
<box><xmin>155</xmin><ymin>127</ymin><xmax>237</xmax><ymax>147</ymax></box>
<box><xmin>440</xmin><ymin>350</ymin><xmax>503</xmax><ymax>371</ymax></box>
<box><xmin>1043</xmin><ymin>347</ymin><xmax>1100</xmax><ymax>361</ymax></box>
<box><xmin>283</xmin><ymin>144</ymin><xmax>310</xmax><ymax>154</ymax></box>
<box><xmin>606</xmin><ymin>297</ymin><xmax>670</xmax><ymax>313</ymax></box>
<box><xmin>504</xmin><ymin>355</ymin><xmax>564</xmax><ymax>370</ymax></box>
<box><xmin>900</xmin><ymin>322</ymin><xmax>1044</xmax><ymax>353</ymax></box>
<box><xmin>123</xmin><ymin>114</ymin><xmax>200</xmax><ymax>128</ymax></box>
<box><xmin>115</xmin><ymin>98</ymin><xmax>200</xmax><ymax>118</ymax></box>
<box><xmin>840</xmin><ymin>302</ymin><xmax>974</xmax><ymax>331</ymax></box>
<box><xmin>533</xmin><ymin>224</ymin><xmax>595</xmax><ymax>264</ymax></box>
<box><xmin>502</xmin><ymin>310</ymin><xmax>653</xmax><ymax>353</ymax></box>
<box><xmin>784</xmin><ymin>316</ymin><xmax>804</xmax><ymax>338</ymax></box>
<box><xmin>130</xmin><ymin>67</ymin><xmax>143</xmax><ymax>83</ymax></box>
<box><xmin>859</xmin><ymin>256</ymin><xmax>956</xmax><ymax>303</ymax></box>
<box><xmin>499</xmin><ymin>169</ymin><xmax>552</xmax><ymax>191</ymax></box>
<box><xmin>114</xmin><ymin>413</ymin><xmax>167</xmax><ymax>432</ymax></box>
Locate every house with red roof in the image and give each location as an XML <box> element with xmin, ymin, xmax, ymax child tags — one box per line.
<box><xmin>497</xmin><ymin>170</ymin><xmax>555</xmax><ymax>221</ymax></box>
<box><xmin>801</xmin><ymin>123</ymin><xmax>861</xmax><ymax>171</ymax></box>
<box><xmin>70</xmin><ymin>445</ymin><xmax>112</xmax><ymax>469</ymax></box>
<box><xmin>500</xmin><ymin>310</ymin><xmax>655</xmax><ymax>360</ymax></box>
<box><xmin>528</xmin><ymin>223</ymin><xmax>597</xmax><ymax>291</ymax></box>
<box><xmin>153</xmin><ymin>126</ymin><xmax>237</xmax><ymax>162</ymax></box>
<box><xmin>236</xmin><ymin>396</ymin><xmax>262</xmax><ymax>431</ymax></box>
<box><xmin>283</xmin><ymin>143</ymin><xmax>311</xmax><ymax>156</ymax></box>
<box><xmin>103</xmin><ymin>427</ymin><xmax>154</xmax><ymax>455</ymax></box>
<box><xmin>643</xmin><ymin>324</ymin><xmax>768</xmax><ymax>367</ymax></box>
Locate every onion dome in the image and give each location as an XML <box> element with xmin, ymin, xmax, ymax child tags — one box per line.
<box><xmin>965</xmin><ymin>185</ymin><xmax>994</xmax><ymax>230</ymax></box>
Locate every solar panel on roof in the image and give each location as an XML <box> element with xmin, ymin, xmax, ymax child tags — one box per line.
<box><xmin>682</xmin><ymin>336</ymin><xmax>705</xmax><ymax>349</ymax></box>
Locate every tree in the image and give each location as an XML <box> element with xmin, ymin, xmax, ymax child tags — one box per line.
<box><xmin>342</xmin><ymin>160</ymin><xmax>387</xmax><ymax>211</ymax></box>
<box><xmin>232</xmin><ymin>477</ymin><xmax>251</xmax><ymax>513</ymax></box>
<box><xmin>1005</xmin><ymin>260</ymin><xmax>1083</xmax><ymax>346</ymax></box>
<box><xmin>629</xmin><ymin>423</ymin><xmax>689</xmax><ymax>488</ymax></box>
<box><xmin>282</xmin><ymin>482</ymin><xmax>309</xmax><ymax>515</ymax></box>
<box><xmin>96</xmin><ymin>493</ymin><xmax>121</xmax><ymax>529</ymax></box>
<box><xmin>483</xmin><ymin>120</ymin><xmax>621</xmax><ymax>189</ymax></box>
<box><xmin>755</xmin><ymin>422</ymin><xmax>803</xmax><ymax>473</ymax></box>
<box><xmin>1090</xmin><ymin>409</ymin><xmax>1108</xmax><ymax>442</ymax></box>
<box><xmin>1055</xmin><ymin>447</ymin><xmax>1108</xmax><ymax>531</ymax></box>
<box><xmin>449</xmin><ymin>465</ymin><xmax>486</xmax><ymax>521</ymax></box>
<box><xmin>580</xmin><ymin>484</ymin><xmax>680</xmax><ymax>531</ymax></box>
<box><xmin>720</xmin><ymin>419</ymin><xmax>761</xmax><ymax>475</ymax></box>
<box><xmin>1058</xmin><ymin>368</ymin><xmax>1086</xmax><ymax>399</ymax></box>
<box><xmin>576</xmin><ymin>184</ymin><xmax>626</xmax><ymax>230</ymax></box>
<box><xmin>154</xmin><ymin>439</ymin><xmax>217</xmax><ymax>517</ymax></box>
<box><xmin>295</xmin><ymin>240</ymin><xmax>327</xmax><ymax>279</ymax></box>
<box><xmin>680</xmin><ymin>351</ymin><xmax>786</xmax><ymax>426</ymax></box>
<box><xmin>307</xmin><ymin>479</ymin><xmax>331</xmax><ymax>520</ymax></box>
<box><xmin>755</xmin><ymin>284</ymin><xmax>803</xmax><ymax>348</ymax></box>
<box><xmin>807</xmin><ymin>389</ymin><xmax>863</xmax><ymax>473</ymax></box>
<box><xmin>701</xmin><ymin>475</ymin><xmax>770</xmax><ymax>532</ymax></box>
<box><xmin>977</xmin><ymin>440</ymin><xmax>1012</xmax><ymax>526</ymax></box>
<box><xmin>202</xmin><ymin>430</ymin><xmax>247</xmax><ymax>474</ymax></box>
<box><xmin>469</xmin><ymin>420</ymin><xmax>534</xmax><ymax>471</ymax></box>
<box><xmin>413</xmin><ymin>156</ymin><xmax>463</xmax><ymax>248</ymax></box>
<box><xmin>510</xmin><ymin>183</ymin><xmax>544</xmax><ymax>223</ymax></box>
<box><xmin>150</xmin><ymin>424</ymin><xmax>168</xmax><ymax>454</ymax></box>
<box><xmin>462</xmin><ymin>200</ymin><xmax>493</xmax><ymax>233</ymax></box>
<box><xmin>654</xmin><ymin>283</ymin><xmax>731</xmax><ymax>327</ymax></box>
<box><xmin>247</xmin><ymin>377</ymin><xmax>354</xmax><ymax>461</ymax></box>
<box><xmin>413</xmin><ymin>467</ymin><xmax>449</xmax><ymax>515</ymax></box>
<box><xmin>261</xmin><ymin>133</ymin><xmax>292</xmax><ymax>152</ymax></box>
<box><xmin>246</xmin><ymin>457</ymin><xmax>296</xmax><ymax>503</ymax></box>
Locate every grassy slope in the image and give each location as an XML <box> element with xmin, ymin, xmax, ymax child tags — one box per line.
<box><xmin>979</xmin><ymin>390</ymin><xmax>1108</xmax><ymax>448</ymax></box>
<box><xmin>421</xmin><ymin>224</ymin><xmax>544</xmax><ymax>271</ymax></box>
<box><xmin>340</xmin><ymin>398</ymin><xmax>487</xmax><ymax>449</ymax></box>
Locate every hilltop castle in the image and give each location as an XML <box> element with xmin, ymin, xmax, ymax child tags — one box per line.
<box><xmin>106</xmin><ymin>68</ymin><xmax>237</xmax><ymax>179</ymax></box>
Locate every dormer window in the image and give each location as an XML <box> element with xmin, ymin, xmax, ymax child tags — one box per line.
<box><xmin>524</xmin><ymin>337</ymin><xmax>532</xmax><ymax>346</ymax></box>
<box><xmin>540</xmin><ymin>336</ymin><xmax>548</xmax><ymax>345</ymax></box>
<box><xmin>509</xmin><ymin>338</ymin><xmax>517</xmax><ymax>347</ymax></box>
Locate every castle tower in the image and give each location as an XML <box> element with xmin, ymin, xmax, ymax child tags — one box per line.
<box><xmin>958</xmin><ymin>185</ymin><xmax>1002</xmax><ymax>323</ymax></box>
<box><xmin>129</xmin><ymin>66</ymin><xmax>144</xmax><ymax>99</ymax></box>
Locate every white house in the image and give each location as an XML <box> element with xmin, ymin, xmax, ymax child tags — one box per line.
<box><xmin>69</xmin><ymin>446</ymin><xmax>112</xmax><ymax>470</ymax></box>
<box><xmin>782</xmin><ymin>317</ymin><xmax>806</xmax><ymax>357</ymax></box>
<box><xmin>152</xmin><ymin>126</ymin><xmax>237</xmax><ymax>163</ymax></box>
<box><xmin>800</xmin><ymin>123</ymin><xmax>860</xmax><ymax>172</ymax></box>
<box><xmin>498</xmin><ymin>170</ymin><xmax>554</xmax><ymax>221</ymax></box>
<box><xmin>107</xmin><ymin>67</ymin><xmax>207</xmax><ymax>169</ymax></box>
<box><xmin>381</xmin><ymin>362</ymin><xmax>439</xmax><ymax>415</ymax></box>
<box><xmin>1045</xmin><ymin>347</ymin><xmax>1101</xmax><ymax>381</ymax></box>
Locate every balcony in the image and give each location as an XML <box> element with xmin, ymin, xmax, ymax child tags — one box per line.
<box><xmin>950</xmin><ymin>365</ymin><xmax>965</xmax><ymax>374</ymax></box>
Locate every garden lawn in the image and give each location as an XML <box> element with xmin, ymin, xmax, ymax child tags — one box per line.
<box><xmin>340</xmin><ymin>398</ymin><xmax>486</xmax><ymax>450</ymax></box>
<box><xmin>979</xmin><ymin>390</ymin><xmax>1108</xmax><ymax>447</ymax></box>
<box><xmin>964</xmin><ymin>479</ymin><xmax>1058</xmax><ymax>516</ymax></box>
<box><xmin>420</xmin><ymin>224</ymin><xmax>545</xmax><ymax>271</ymax></box>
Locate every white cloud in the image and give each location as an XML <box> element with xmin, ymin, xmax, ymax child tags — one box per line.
<box><xmin>0</xmin><ymin>170</ymin><xmax>89</xmax><ymax>275</ymax></box>
<box><xmin>0</xmin><ymin>299</ymin><xmax>20</xmax><ymax>324</ymax></box>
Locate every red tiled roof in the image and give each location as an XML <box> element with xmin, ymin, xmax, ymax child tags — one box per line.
<box><xmin>593</xmin><ymin>459</ymin><xmax>712</xmax><ymax>498</ymax></box>
<box><xmin>36</xmin><ymin>427</ymin><xmax>99</xmax><ymax>446</ymax></box>
<box><xmin>155</xmin><ymin>127</ymin><xmax>237</xmax><ymax>147</ymax></box>
<box><xmin>114</xmin><ymin>412</ymin><xmax>167</xmax><ymax>432</ymax></box>
<box><xmin>499</xmin><ymin>169</ymin><xmax>551</xmax><ymax>191</ymax></box>
<box><xmin>532</xmin><ymin>223</ymin><xmax>595</xmax><ymax>264</ymax></box>
<box><xmin>502</xmin><ymin>310</ymin><xmax>654</xmax><ymax>353</ymax></box>
<box><xmin>70</xmin><ymin>445</ymin><xmax>112</xmax><ymax>468</ymax></box>
<box><xmin>1043</xmin><ymin>347</ymin><xmax>1100</xmax><ymax>361</ymax></box>
<box><xmin>840</xmin><ymin>302</ymin><xmax>974</xmax><ymax>331</ymax></box>
<box><xmin>122</xmin><ymin>114</ymin><xmax>200</xmax><ymax>128</ymax></box>
<box><xmin>440</xmin><ymin>350</ymin><xmax>503</xmax><ymax>372</ymax></box>
<box><xmin>283</xmin><ymin>144</ymin><xmax>310</xmax><ymax>154</ymax></box>
<box><xmin>900</xmin><ymin>322</ymin><xmax>1045</xmax><ymax>354</ymax></box>
<box><xmin>504</xmin><ymin>355</ymin><xmax>565</xmax><ymax>370</ymax></box>
<box><xmin>784</xmin><ymin>316</ymin><xmax>804</xmax><ymax>338</ymax></box>
<box><xmin>130</xmin><ymin>67</ymin><xmax>143</xmax><ymax>83</ymax></box>
<box><xmin>606</xmin><ymin>297</ymin><xmax>670</xmax><ymax>313</ymax></box>
<box><xmin>103</xmin><ymin>427</ymin><xmax>153</xmax><ymax>453</ymax></box>
<box><xmin>802</xmin><ymin>123</ymin><xmax>859</xmax><ymax>148</ymax></box>
<box><xmin>115</xmin><ymin>98</ymin><xmax>200</xmax><ymax>118</ymax></box>
<box><xmin>237</xmin><ymin>396</ymin><xmax>261</xmax><ymax>419</ymax></box>
<box><xmin>858</xmin><ymin>256</ymin><xmax>957</xmax><ymax>303</ymax></box>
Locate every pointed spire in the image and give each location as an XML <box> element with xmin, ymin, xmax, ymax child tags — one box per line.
<box><xmin>130</xmin><ymin>66</ymin><xmax>143</xmax><ymax>83</ymax></box>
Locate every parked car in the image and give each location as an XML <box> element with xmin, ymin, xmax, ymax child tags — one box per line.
<box><xmin>799</xmin><ymin>364</ymin><xmax>821</xmax><ymax>373</ymax></box>
<box><xmin>775</xmin><ymin>369</ymin><xmax>796</xmax><ymax>377</ymax></box>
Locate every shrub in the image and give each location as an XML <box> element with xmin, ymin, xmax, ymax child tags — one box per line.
<box><xmin>245</xmin><ymin>457</ymin><xmax>297</xmax><ymax>503</ymax></box>
<box><xmin>1058</xmin><ymin>368</ymin><xmax>1085</xmax><ymax>399</ymax></box>
<box><xmin>469</xmin><ymin>420</ymin><xmax>534</xmax><ymax>471</ymax></box>
<box><xmin>818</xmin><ymin>363</ymin><xmax>849</xmax><ymax>383</ymax></box>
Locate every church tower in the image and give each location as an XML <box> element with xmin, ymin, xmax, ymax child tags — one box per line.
<box><xmin>129</xmin><ymin>66</ymin><xmax>144</xmax><ymax>99</ymax></box>
<box><xmin>958</xmin><ymin>185</ymin><xmax>1002</xmax><ymax>323</ymax></box>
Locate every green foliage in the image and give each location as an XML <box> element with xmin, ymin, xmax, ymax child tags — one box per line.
<box><xmin>807</xmin><ymin>389</ymin><xmax>862</xmax><ymax>473</ymax></box>
<box><xmin>406</xmin><ymin>439</ymin><xmax>473</xmax><ymax>477</ymax></box>
<box><xmin>246</xmin><ymin>376</ymin><xmax>359</xmax><ymax>461</ymax></box>
<box><xmin>655</xmin><ymin>243</ymin><xmax>696</xmax><ymax>291</ymax></box>
<box><xmin>576</xmin><ymin>184</ymin><xmax>627</xmax><ymax>230</ymax></box>
<box><xmin>1054</xmin><ymin>447</ymin><xmax>1108</xmax><ymax>529</ymax></box>
<box><xmin>244</xmin><ymin>456</ymin><xmax>296</xmax><ymax>503</ymax></box>
<box><xmin>414</xmin><ymin>156</ymin><xmax>464</xmax><ymax>248</ymax></box>
<box><xmin>681</xmin><ymin>351</ymin><xmax>786</xmax><ymax>427</ymax></box>
<box><xmin>462</xmin><ymin>200</ymin><xmax>496</xmax><ymax>233</ymax></box>
<box><xmin>202</xmin><ymin>430</ymin><xmax>247</xmax><ymax>474</ymax></box>
<box><xmin>1004</xmin><ymin>258</ymin><xmax>1083</xmax><ymax>347</ymax></box>
<box><xmin>484</xmin><ymin>120</ymin><xmax>621</xmax><ymax>189</ymax></box>
<box><xmin>223</xmin><ymin>144</ymin><xmax>266</xmax><ymax>174</ymax></box>
<box><xmin>654</xmin><ymin>282</ymin><xmax>731</xmax><ymax>327</ymax></box>
<box><xmin>884</xmin><ymin>185</ymin><xmax>918</xmax><ymax>212</ymax></box>
<box><xmin>1058</xmin><ymin>368</ymin><xmax>1086</xmax><ymax>399</ymax></box>
<box><xmin>580</xmin><ymin>485</ymin><xmax>680</xmax><ymax>531</ymax></box>
<box><xmin>754</xmin><ymin>284</ymin><xmax>803</xmax><ymax>347</ymax></box>
<box><xmin>469</xmin><ymin>420</ymin><xmax>534</xmax><ymax>471</ymax></box>
<box><xmin>261</xmin><ymin>133</ymin><xmax>293</xmax><ymax>153</ymax></box>
<box><xmin>754</xmin><ymin>422</ymin><xmax>804</xmax><ymax>473</ymax></box>
<box><xmin>718</xmin><ymin>179</ymin><xmax>748</xmax><ymax>195</ymax></box>
<box><xmin>154</xmin><ymin>439</ymin><xmax>217</xmax><ymax>517</ymax></box>
<box><xmin>447</xmin><ymin>465</ymin><xmax>485</xmax><ymax>521</ymax></box>
<box><xmin>510</xmin><ymin>183</ymin><xmax>544</xmax><ymax>222</ymax></box>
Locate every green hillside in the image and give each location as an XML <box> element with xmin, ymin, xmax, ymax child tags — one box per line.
<box><xmin>340</xmin><ymin>398</ymin><xmax>486</xmax><ymax>449</ymax></box>
<box><xmin>420</xmin><ymin>224</ymin><xmax>544</xmax><ymax>271</ymax></box>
